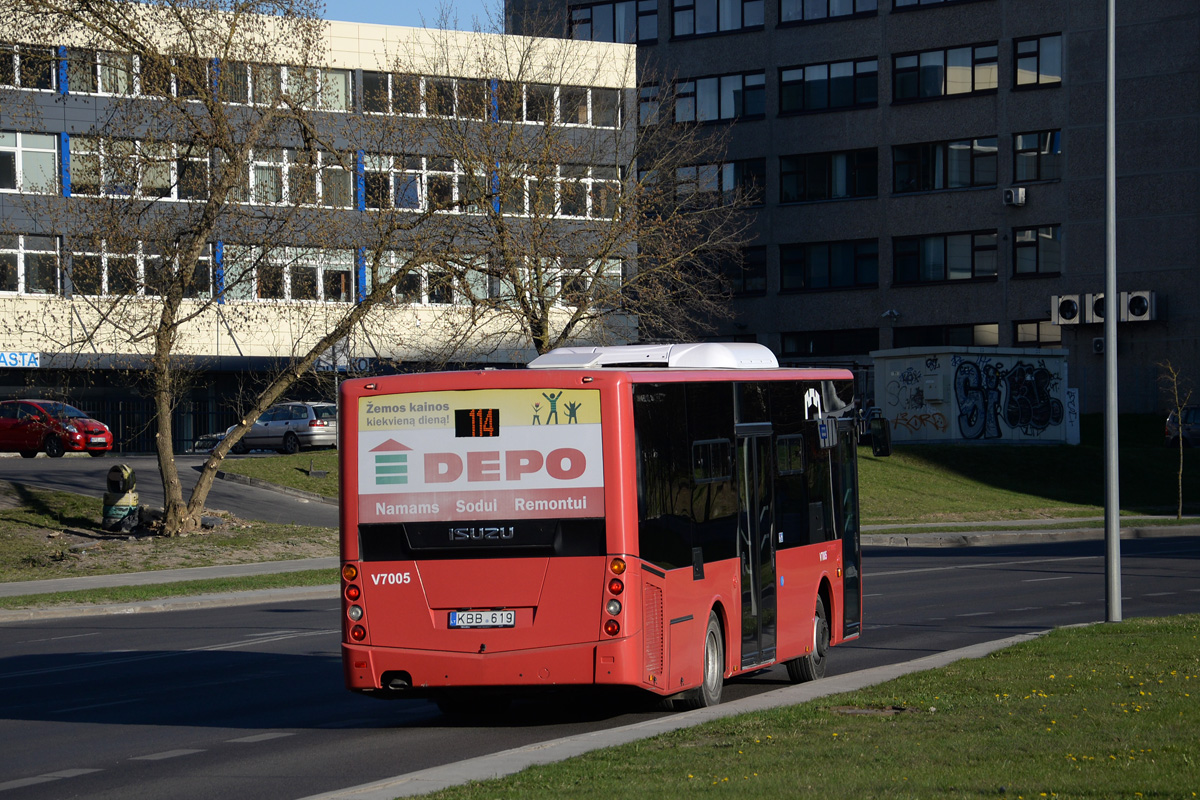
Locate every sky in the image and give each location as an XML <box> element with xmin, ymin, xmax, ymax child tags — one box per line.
<box><xmin>324</xmin><ymin>0</ymin><xmax>500</xmax><ymax>31</ymax></box>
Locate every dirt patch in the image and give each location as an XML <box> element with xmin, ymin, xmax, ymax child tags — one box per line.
<box><xmin>828</xmin><ymin>705</ymin><xmax>921</xmax><ymax>716</ymax></box>
<box><xmin>0</xmin><ymin>481</ymin><xmax>335</xmax><ymax>582</ymax></box>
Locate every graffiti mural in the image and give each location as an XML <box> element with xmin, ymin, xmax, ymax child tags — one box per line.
<box><xmin>1001</xmin><ymin>361</ymin><xmax>1064</xmax><ymax>435</ymax></box>
<box><xmin>952</xmin><ymin>356</ymin><xmax>1063</xmax><ymax>440</ymax></box>
<box><xmin>892</xmin><ymin>411</ymin><xmax>949</xmax><ymax>434</ymax></box>
<box><xmin>953</xmin><ymin>358</ymin><xmax>1003</xmax><ymax>439</ymax></box>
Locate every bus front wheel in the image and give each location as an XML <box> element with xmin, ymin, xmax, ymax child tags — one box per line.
<box><xmin>786</xmin><ymin>597</ymin><xmax>829</xmax><ymax>683</ymax></box>
<box><xmin>675</xmin><ymin>611</ymin><xmax>724</xmax><ymax>710</ymax></box>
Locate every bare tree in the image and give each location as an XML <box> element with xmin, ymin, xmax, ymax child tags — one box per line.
<box><xmin>1158</xmin><ymin>360</ymin><xmax>1193</xmax><ymax>519</ymax></box>
<box><xmin>1</xmin><ymin>0</ymin><xmax>455</xmax><ymax>535</ymax></box>
<box><xmin>375</xmin><ymin>11</ymin><xmax>756</xmax><ymax>356</ymax></box>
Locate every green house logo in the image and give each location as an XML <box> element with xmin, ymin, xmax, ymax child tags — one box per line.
<box><xmin>370</xmin><ymin>439</ymin><xmax>412</xmax><ymax>485</ymax></box>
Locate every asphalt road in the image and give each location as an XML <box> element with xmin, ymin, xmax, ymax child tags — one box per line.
<box><xmin>2</xmin><ymin>536</ymin><xmax>1199</xmax><ymax>800</ymax></box>
<box><xmin>0</xmin><ymin>454</ymin><xmax>338</xmax><ymax>528</ymax></box>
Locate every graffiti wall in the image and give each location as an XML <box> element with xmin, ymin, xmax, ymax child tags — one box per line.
<box><xmin>872</xmin><ymin>347</ymin><xmax>1077</xmax><ymax>444</ymax></box>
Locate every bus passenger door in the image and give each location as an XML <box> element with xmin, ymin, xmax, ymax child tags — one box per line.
<box><xmin>737</xmin><ymin>430</ymin><xmax>777</xmax><ymax>668</ymax></box>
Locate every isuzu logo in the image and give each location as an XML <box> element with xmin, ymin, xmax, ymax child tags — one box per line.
<box><xmin>449</xmin><ymin>526</ymin><xmax>515</xmax><ymax>541</ymax></box>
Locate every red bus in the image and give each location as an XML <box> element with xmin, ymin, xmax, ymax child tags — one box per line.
<box><xmin>339</xmin><ymin>343</ymin><xmax>883</xmax><ymax>710</ymax></box>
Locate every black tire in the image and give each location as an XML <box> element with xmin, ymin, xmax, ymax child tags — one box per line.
<box><xmin>88</xmin><ymin>450</ymin><xmax>106</xmax><ymax>458</ymax></box>
<box><xmin>674</xmin><ymin>611</ymin><xmax>724</xmax><ymax>710</ymax></box>
<box><xmin>786</xmin><ymin>596</ymin><xmax>829</xmax><ymax>683</ymax></box>
<box><xmin>230</xmin><ymin>440</ymin><xmax>249</xmax><ymax>455</ymax></box>
<box><xmin>18</xmin><ymin>450</ymin><xmax>37</xmax><ymax>459</ymax></box>
<box><xmin>280</xmin><ymin>432</ymin><xmax>300</xmax><ymax>455</ymax></box>
<box><xmin>44</xmin><ymin>435</ymin><xmax>65</xmax><ymax>458</ymax></box>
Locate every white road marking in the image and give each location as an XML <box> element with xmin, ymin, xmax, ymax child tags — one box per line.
<box><xmin>52</xmin><ymin>698</ymin><xmax>138</xmax><ymax>714</ymax></box>
<box><xmin>15</xmin><ymin>632</ymin><xmax>101</xmax><ymax>645</ymax></box>
<box><xmin>227</xmin><ymin>732</ymin><xmax>295</xmax><ymax>743</ymax></box>
<box><xmin>1145</xmin><ymin>592</ymin><xmax>1177</xmax><ymax>597</ymax></box>
<box><xmin>131</xmin><ymin>749</ymin><xmax>205</xmax><ymax>761</ymax></box>
<box><xmin>0</xmin><ymin>769</ymin><xmax>101</xmax><ymax>792</ymax></box>
<box><xmin>957</xmin><ymin>612</ymin><xmax>994</xmax><ymax>617</ymax></box>
<box><xmin>1024</xmin><ymin>576</ymin><xmax>1073</xmax><ymax>583</ymax></box>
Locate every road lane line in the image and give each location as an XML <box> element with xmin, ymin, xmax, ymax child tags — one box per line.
<box><xmin>957</xmin><ymin>612</ymin><xmax>994</xmax><ymax>617</ymax></box>
<box><xmin>1145</xmin><ymin>592</ymin><xmax>1177</xmax><ymax>597</ymax></box>
<box><xmin>1023</xmin><ymin>576</ymin><xmax>1073</xmax><ymax>582</ymax></box>
<box><xmin>228</xmin><ymin>732</ymin><xmax>296</xmax><ymax>743</ymax></box>
<box><xmin>53</xmin><ymin>698</ymin><xmax>138</xmax><ymax>714</ymax></box>
<box><xmin>14</xmin><ymin>632</ymin><xmax>102</xmax><ymax>645</ymax></box>
<box><xmin>131</xmin><ymin>749</ymin><xmax>205</xmax><ymax>761</ymax></box>
<box><xmin>0</xmin><ymin>769</ymin><xmax>102</xmax><ymax>792</ymax></box>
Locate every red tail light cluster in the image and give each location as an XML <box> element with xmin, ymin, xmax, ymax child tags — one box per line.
<box><xmin>342</xmin><ymin>563</ymin><xmax>365</xmax><ymax>642</ymax></box>
<box><xmin>603</xmin><ymin>558</ymin><xmax>626</xmax><ymax>636</ymax></box>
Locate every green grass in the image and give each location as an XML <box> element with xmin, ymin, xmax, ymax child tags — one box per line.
<box><xmin>215</xmin><ymin>433</ymin><xmax>1199</xmax><ymax>526</ymax></box>
<box><xmin>0</xmin><ymin>569</ymin><xmax>336</xmax><ymax>610</ymax></box>
<box><xmin>859</xmin><ymin>443</ymin><xmax>1199</xmax><ymax>524</ymax></box>
<box><xmin>420</xmin><ymin>615</ymin><xmax>1200</xmax><ymax>800</ymax></box>
<box><xmin>0</xmin><ymin>481</ymin><xmax>335</xmax><ymax>584</ymax></box>
<box><xmin>219</xmin><ymin>449</ymin><xmax>340</xmax><ymax>498</ymax></box>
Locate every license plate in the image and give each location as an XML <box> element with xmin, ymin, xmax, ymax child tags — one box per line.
<box><xmin>449</xmin><ymin>610</ymin><xmax>515</xmax><ymax>628</ymax></box>
<box><xmin>89</xmin><ymin>436</ymin><xmax>106</xmax><ymax>444</ymax></box>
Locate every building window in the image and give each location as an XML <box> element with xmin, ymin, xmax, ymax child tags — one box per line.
<box><xmin>571</xmin><ymin>1</ymin><xmax>658</xmax><ymax>43</ymax></box>
<box><xmin>67</xmin><ymin>49</ymin><xmax>135</xmax><ymax>95</ymax></box>
<box><xmin>0</xmin><ymin>234</ymin><xmax>60</xmax><ymax>294</ymax></box>
<box><xmin>893</xmin><ymin>43</ymin><xmax>997</xmax><ymax>101</ymax></box>
<box><xmin>780</xmin><ymin>239</ymin><xmax>878</xmax><ymax>291</ymax></box>
<box><xmin>727</xmin><ymin>246</ymin><xmax>766</xmax><ymax>294</ymax></box>
<box><xmin>0</xmin><ymin>43</ymin><xmax>56</xmax><ymax>90</ymax></box>
<box><xmin>673</xmin><ymin>0</ymin><xmax>764</xmax><ymax>38</ymax></box>
<box><xmin>780</xmin><ymin>0</ymin><xmax>876</xmax><ymax>24</ymax></box>
<box><xmin>639</xmin><ymin>84</ymin><xmax>660</xmax><ymax>125</ymax></box>
<box><xmin>674</xmin><ymin>72</ymin><xmax>764</xmax><ymax>122</ymax></box>
<box><xmin>779</xmin><ymin>148</ymin><xmax>876</xmax><ymax>202</ymax></box>
<box><xmin>677</xmin><ymin>158</ymin><xmax>765</xmax><ymax>206</ymax></box>
<box><xmin>1</xmin><ymin>131</ymin><xmax>58</xmax><ymax>194</ymax></box>
<box><xmin>894</xmin><ymin>323</ymin><xmax>998</xmax><ymax>348</ymax></box>
<box><xmin>894</xmin><ymin>0</ymin><xmax>987</xmax><ymax>8</ymax></box>
<box><xmin>1015</xmin><ymin>34</ymin><xmax>1062</xmax><ymax>87</ymax></box>
<box><xmin>781</xmin><ymin>328</ymin><xmax>879</xmax><ymax>358</ymax></box>
<box><xmin>224</xmin><ymin>246</ymin><xmax>355</xmax><ymax>302</ymax></box>
<box><xmin>364</xmin><ymin>154</ymin><xmax>424</xmax><ymax>211</ymax></box>
<box><xmin>893</xmin><ymin>231</ymin><xmax>997</xmax><ymax>284</ymax></box>
<box><xmin>1013</xmin><ymin>225</ymin><xmax>1061</xmax><ymax>276</ymax></box>
<box><xmin>289</xmin><ymin>66</ymin><xmax>352</xmax><ymax>111</ymax></box>
<box><xmin>1014</xmin><ymin>320</ymin><xmax>1061</xmax><ymax>348</ymax></box>
<box><xmin>780</xmin><ymin>58</ymin><xmax>877</xmax><ymax>113</ymax></box>
<box><xmin>1014</xmin><ymin>130</ymin><xmax>1061</xmax><ymax>182</ymax></box>
<box><xmin>892</xmin><ymin>137</ymin><xmax>997</xmax><ymax>193</ymax></box>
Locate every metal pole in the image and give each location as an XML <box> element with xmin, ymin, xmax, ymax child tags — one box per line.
<box><xmin>1104</xmin><ymin>0</ymin><xmax>1122</xmax><ymax>622</ymax></box>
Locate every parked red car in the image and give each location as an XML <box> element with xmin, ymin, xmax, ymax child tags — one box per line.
<box><xmin>0</xmin><ymin>400</ymin><xmax>113</xmax><ymax>458</ymax></box>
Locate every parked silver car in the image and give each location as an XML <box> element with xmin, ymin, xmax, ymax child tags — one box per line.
<box><xmin>234</xmin><ymin>401</ymin><xmax>337</xmax><ymax>454</ymax></box>
<box><xmin>1165</xmin><ymin>405</ymin><xmax>1199</xmax><ymax>448</ymax></box>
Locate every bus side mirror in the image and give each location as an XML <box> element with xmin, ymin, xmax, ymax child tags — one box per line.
<box><xmin>869</xmin><ymin>417</ymin><xmax>892</xmax><ymax>457</ymax></box>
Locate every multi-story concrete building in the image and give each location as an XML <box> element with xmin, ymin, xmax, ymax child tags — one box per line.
<box><xmin>0</xmin><ymin>5</ymin><xmax>635</xmax><ymax>450</ymax></box>
<box><xmin>510</xmin><ymin>0</ymin><xmax>1199</xmax><ymax>414</ymax></box>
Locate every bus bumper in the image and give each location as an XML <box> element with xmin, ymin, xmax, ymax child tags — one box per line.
<box><xmin>343</xmin><ymin>639</ymin><xmax>643</xmax><ymax>693</ymax></box>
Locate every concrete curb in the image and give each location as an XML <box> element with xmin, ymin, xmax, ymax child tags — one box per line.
<box><xmin>0</xmin><ymin>584</ymin><xmax>337</xmax><ymax>622</ymax></box>
<box><xmin>297</xmin><ymin>630</ymin><xmax>1051</xmax><ymax>800</ymax></box>
<box><xmin>213</xmin><ymin>469</ymin><xmax>337</xmax><ymax>505</ymax></box>
<box><xmin>867</xmin><ymin>524</ymin><xmax>1200</xmax><ymax>547</ymax></box>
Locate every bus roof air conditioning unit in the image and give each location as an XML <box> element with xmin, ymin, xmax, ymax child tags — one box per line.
<box><xmin>1003</xmin><ymin>187</ymin><xmax>1026</xmax><ymax>206</ymax></box>
<box><xmin>1051</xmin><ymin>294</ymin><xmax>1081</xmax><ymax>325</ymax></box>
<box><xmin>1120</xmin><ymin>290</ymin><xmax>1157</xmax><ymax>322</ymax></box>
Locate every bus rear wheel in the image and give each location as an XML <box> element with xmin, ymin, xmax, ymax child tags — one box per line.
<box><xmin>674</xmin><ymin>611</ymin><xmax>724</xmax><ymax>710</ymax></box>
<box><xmin>786</xmin><ymin>597</ymin><xmax>829</xmax><ymax>683</ymax></box>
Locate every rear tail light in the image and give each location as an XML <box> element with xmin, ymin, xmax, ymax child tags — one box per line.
<box><xmin>608</xmin><ymin>578</ymin><xmax>624</xmax><ymax>595</ymax></box>
<box><xmin>604</xmin><ymin>619</ymin><xmax>620</xmax><ymax>636</ymax></box>
<box><xmin>348</xmin><ymin>605</ymin><xmax>364</xmax><ymax>621</ymax></box>
<box><xmin>342</xmin><ymin>564</ymin><xmax>358</xmax><ymax>581</ymax></box>
<box><xmin>309</xmin><ymin>420</ymin><xmax>327</xmax><ymax>427</ymax></box>
<box><xmin>350</xmin><ymin>625</ymin><xmax>367</xmax><ymax>641</ymax></box>
<box><xmin>606</xmin><ymin>599</ymin><xmax>622</xmax><ymax>615</ymax></box>
<box><xmin>345</xmin><ymin>584</ymin><xmax>361</xmax><ymax>601</ymax></box>
<box><xmin>609</xmin><ymin>558</ymin><xmax>626</xmax><ymax>575</ymax></box>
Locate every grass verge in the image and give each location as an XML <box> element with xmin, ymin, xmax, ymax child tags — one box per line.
<box><xmin>421</xmin><ymin>615</ymin><xmax>1200</xmax><ymax>800</ymax></box>
<box><xmin>0</xmin><ymin>568</ymin><xmax>336</xmax><ymax>610</ymax></box>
